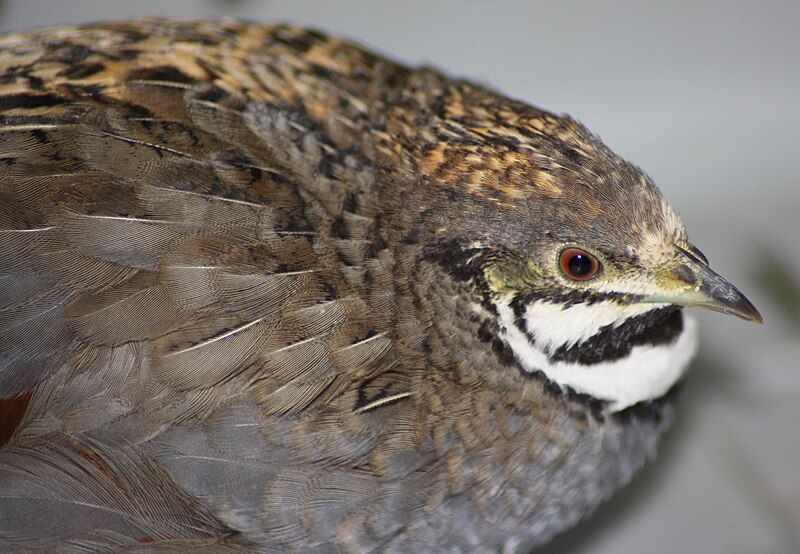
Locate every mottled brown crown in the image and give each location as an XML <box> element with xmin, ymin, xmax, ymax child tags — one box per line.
<box><xmin>376</xmin><ymin>74</ymin><xmax>687</xmax><ymax>262</ymax></box>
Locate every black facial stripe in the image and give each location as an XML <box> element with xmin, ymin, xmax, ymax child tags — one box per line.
<box><xmin>548</xmin><ymin>307</ymin><xmax>684</xmax><ymax>365</ymax></box>
<box><xmin>509</xmin><ymin>289</ymin><xmax>643</xmax><ymax>318</ymax></box>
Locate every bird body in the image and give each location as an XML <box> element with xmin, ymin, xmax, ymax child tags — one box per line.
<box><xmin>0</xmin><ymin>19</ymin><xmax>760</xmax><ymax>551</ymax></box>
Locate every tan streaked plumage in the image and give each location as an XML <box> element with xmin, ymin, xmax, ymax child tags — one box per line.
<box><xmin>0</xmin><ymin>18</ymin><xmax>759</xmax><ymax>551</ymax></box>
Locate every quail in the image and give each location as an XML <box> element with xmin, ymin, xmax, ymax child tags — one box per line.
<box><xmin>0</xmin><ymin>18</ymin><xmax>761</xmax><ymax>552</ymax></box>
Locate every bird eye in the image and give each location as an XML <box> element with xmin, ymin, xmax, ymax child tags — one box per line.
<box><xmin>559</xmin><ymin>248</ymin><xmax>601</xmax><ymax>281</ymax></box>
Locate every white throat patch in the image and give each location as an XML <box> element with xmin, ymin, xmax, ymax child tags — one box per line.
<box><xmin>495</xmin><ymin>300</ymin><xmax>698</xmax><ymax>412</ymax></box>
<box><xmin>518</xmin><ymin>299</ymin><xmax>666</xmax><ymax>354</ymax></box>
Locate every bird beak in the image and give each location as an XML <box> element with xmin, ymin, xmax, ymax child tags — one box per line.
<box><xmin>643</xmin><ymin>245</ymin><xmax>763</xmax><ymax>323</ymax></box>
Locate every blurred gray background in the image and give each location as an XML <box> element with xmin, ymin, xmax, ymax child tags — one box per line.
<box><xmin>1</xmin><ymin>1</ymin><xmax>797</xmax><ymax>552</ymax></box>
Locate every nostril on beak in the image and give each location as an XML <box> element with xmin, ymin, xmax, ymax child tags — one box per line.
<box><xmin>673</xmin><ymin>264</ymin><xmax>698</xmax><ymax>287</ymax></box>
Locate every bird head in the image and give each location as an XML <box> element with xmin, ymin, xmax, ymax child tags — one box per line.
<box><xmin>399</xmin><ymin>82</ymin><xmax>761</xmax><ymax>410</ymax></box>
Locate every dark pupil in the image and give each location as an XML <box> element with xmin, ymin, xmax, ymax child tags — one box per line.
<box><xmin>568</xmin><ymin>253</ymin><xmax>592</xmax><ymax>275</ymax></box>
